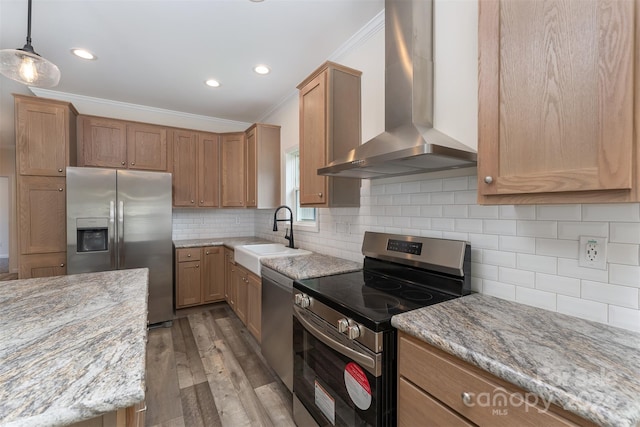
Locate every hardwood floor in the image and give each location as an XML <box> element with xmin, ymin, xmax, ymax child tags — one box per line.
<box><xmin>145</xmin><ymin>303</ymin><xmax>295</xmax><ymax>427</ymax></box>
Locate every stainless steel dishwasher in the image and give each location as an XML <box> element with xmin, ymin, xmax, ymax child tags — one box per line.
<box><xmin>261</xmin><ymin>266</ymin><xmax>294</xmax><ymax>392</ymax></box>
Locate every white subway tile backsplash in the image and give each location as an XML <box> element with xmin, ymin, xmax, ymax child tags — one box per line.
<box><xmin>431</xmin><ymin>192</ymin><xmax>455</xmax><ymax>205</ymax></box>
<box><xmin>385</xmin><ymin>183</ymin><xmax>402</xmax><ymax>195</ymax></box>
<box><xmin>581</xmin><ymin>280</ymin><xmax>639</xmax><ymax>309</ymax></box>
<box><xmin>384</xmin><ymin>206</ymin><xmax>402</xmax><ymax>217</ymax></box>
<box><xmin>609</xmin><ymin>264</ymin><xmax>640</xmax><ymax>288</ymax></box>
<box><xmin>499</xmin><ymin>266</ymin><xmax>535</xmax><ymax>288</ymax></box>
<box><xmin>499</xmin><ymin>236</ymin><xmax>535</xmax><ymax>254</ymax></box>
<box><xmin>499</xmin><ymin>205</ymin><xmax>536</xmax><ymax>220</ymax></box>
<box><xmin>442</xmin><ymin>231</ymin><xmax>469</xmax><ymax>241</ymax></box>
<box><xmin>535</xmin><ymin>238</ymin><xmax>579</xmax><ymax>259</ymax></box>
<box><xmin>377</xmin><ymin>195</ymin><xmax>393</xmax><ymax>206</ymax></box>
<box><xmin>607</xmin><ymin>243</ymin><xmax>639</xmax><ymax>266</ymax></box>
<box><xmin>468</xmin><ymin>205</ymin><xmax>500</xmax><ymax>219</ymax></box>
<box><xmin>420</xmin><ymin>205</ymin><xmax>443</xmax><ymax>217</ymax></box>
<box><xmin>471</xmin><ymin>277</ymin><xmax>483</xmax><ymax>292</ymax></box>
<box><xmin>557</xmin><ymin>295</ymin><xmax>608</xmax><ymax>323</ymax></box>
<box><xmin>410</xmin><ymin>217</ymin><xmax>431</xmax><ymax>229</ymax></box>
<box><xmin>468</xmin><ymin>233</ymin><xmax>500</xmax><ymax>250</ymax></box>
<box><xmin>517</xmin><ymin>253</ymin><xmax>557</xmax><ymax>274</ymax></box>
<box><xmin>515</xmin><ymin>287</ymin><xmax>557</xmax><ymax>311</ymax></box>
<box><xmin>392</xmin><ymin>194</ymin><xmax>411</xmax><ymax>206</ymax></box>
<box><xmin>610</xmin><ymin>222</ymin><xmax>640</xmax><ymax>244</ymax></box>
<box><xmin>401</xmin><ymin>181</ymin><xmax>421</xmax><ymax>194</ymax></box>
<box><xmin>401</xmin><ymin>205</ymin><xmax>421</xmax><ymax>217</ymax></box>
<box><xmin>467</xmin><ymin>176</ymin><xmax>478</xmax><ymax>190</ymax></box>
<box><xmin>471</xmin><ymin>262</ymin><xmax>499</xmax><ymax>280</ymax></box>
<box><xmin>454</xmin><ymin>190</ymin><xmax>478</xmax><ymax>205</ymax></box>
<box><xmin>420</xmin><ymin>179</ymin><xmax>443</xmax><ymax>193</ymax></box>
<box><xmin>557</xmin><ymin>222</ymin><xmax>609</xmax><ymax>240</ymax></box>
<box><xmin>483</xmin><ymin>250</ymin><xmax>517</xmax><ymax>268</ymax></box>
<box><xmin>443</xmin><ymin>177</ymin><xmax>469</xmax><ymax>191</ymax></box>
<box><xmin>536</xmin><ymin>205</ymin><xmax>582</xmax><ymax>221</ymax></box>
<box><xmin>608</xmin><ymin>305</ymin><xmax>640</xmax><ymax>332</ymax></box>
<box><xmin>432</xmin><ymin>218</ymin><xmax>455</xmax><ymax>231</ymax></box>
<box><xmin>410</xmin><ymin>193</ymin><xmax>430</xmax><ymax>205</ymax></box>
<box><xmin>483</xmin><ymin>280</ymin><xmax>516</xmax><ymax>301</ymax></box>
<box><xmin>484</xmin><ymin>219</ymin><xmax>517</xmax><ymax>235</ymax></box>
<box><xmin>443</xmin><ymin>205</ymin><xmax>469</xmax><ymax>218</ymax></box>
<box><xmin>517</xmin><ymin>220</ymin><xmax>557</xmax><ymax>238</ymax></box>
<box><xmin>471</xmin><ymin>248</ymin><xmax>483</xmax><ymax>263</ymax></box>
<box><xmin>557</xmin><ymin>258</ymin><xmax>608</xmax><ymax>282</ymax></box>
<box><xmin>454</xmin><ymin>218</ymin><xmax>483</xmax><ymax>233</ymax></box>
<box><xmin>582</xmin><ymin>203</ymin><xmax>640</xmax><ymax>222</ymax></box>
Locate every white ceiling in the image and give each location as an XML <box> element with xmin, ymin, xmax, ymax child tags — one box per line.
<box><xmin>0</xmin><ymin>0</ymin><xmax>384</xmax><ymax>123</ymax></box>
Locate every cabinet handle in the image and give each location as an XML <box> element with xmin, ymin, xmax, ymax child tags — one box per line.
<box><xmin>484</xmin><ymin>176</ymin><xmax>493</xmax><ymax>184</ymax></box>
<box><xmin>461</xmin><ymin>392</ymin><xmax>472</xmax><ymax>406</ymax></box>
<box><xmin>58</xmin><ymin>168</ymin><xmax>63</xmax><ymax>173</ymax></box>
<box><xmin>60</xmin><ymin>263</ymin><xmax>65</xmax><ymax>267</ymax></box>
<box><xmin>58</xmin><ymin>188</ymin><xmax>63</xmax><ymax>192</ymax></box>
<box><xmin>121</xmin><ymin>161</ymin><xmax>126</xmax><ymax>165</ymax></box>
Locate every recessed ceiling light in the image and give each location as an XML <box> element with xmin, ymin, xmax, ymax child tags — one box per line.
<box><xmin>70</xmin><ymin>48</ymin><xmax>97</xmax><ymax>60</ymax></box>
<box><xmin>205</xmin><ymin>79</ymin><xmax>220</xmax><ymax>88</ymax></box>
<box><xmin>254</xmin><ymin>65</ymin><xmax>270</xmax><ymax>75</ymax></box>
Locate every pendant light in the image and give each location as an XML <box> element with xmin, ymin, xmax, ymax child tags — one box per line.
<box><xmin>0</xmin><ymin>0</ymin><xmax>60</xmax><ymax>88</ymax></box>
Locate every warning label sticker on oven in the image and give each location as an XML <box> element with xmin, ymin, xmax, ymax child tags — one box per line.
<box><xmin>344</xmin><ymin>362</ymin><xmax>372</xmax><ymax>410</ymax></box>
<box><xmin>315</xmin><ymin>380</ymin><xmax>336</xmax><ymax>425</ymax></box>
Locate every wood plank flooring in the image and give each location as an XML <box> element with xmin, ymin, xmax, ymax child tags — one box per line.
<box><xmin>145</xmin><ymin>303</ymin><xmax>295</xmax><ymax>427</ymax></box>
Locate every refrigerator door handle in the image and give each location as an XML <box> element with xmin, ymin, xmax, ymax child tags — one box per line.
<box><xmin>109</xmin><ymin>200</ymin><xmax>116</xmax><ymax>269</ymax></box>
<box><xmin>118</xmin><ymin>200</ymin><xmax>125</xmax><ymax>268</ymax></box>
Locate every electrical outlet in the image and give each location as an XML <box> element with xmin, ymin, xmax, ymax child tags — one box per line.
<box><xmin>578</xmin><ymin>236</ymin><xmax>608</xmax><ymax>270</ymax></box>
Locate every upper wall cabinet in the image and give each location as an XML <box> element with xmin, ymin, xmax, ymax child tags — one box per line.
<box><xmin>245</xmin><ymin>123</ymin><xmax>281</xmax><ymax>209</ymax></box>
<box><xmin>297</xmin><ymin>61</ymin><xmax>361</xmax><ymax>208</ymax></box>
<box><xmin>172</xmin><ymin>130</ymin><xmax>220</xmax><ymax>208</ymax></box>
<box><xmin>78</xmin><ymin>115</ymin><xmax>169</xmax><ymax>172</ymax></box>
<box><xmin>477</xmin><ymin>0</ymin><xmax>639</xmax><ymax>205</ymax></box>
<box><xmin>15</xmin><ymin>95</ymin><xmax>78</xmax><ymax>177</ymax></box>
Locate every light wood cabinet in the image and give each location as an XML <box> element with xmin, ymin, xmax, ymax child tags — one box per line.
<box><xmin>15</xmin><ymin>95</ymin><xmax>77</xmax><ymax>177</ymax></box>
<box><xmin>69</xmin><ymin>402</ymin><xmax>145</xmax><ymax>427</ymax></box>
<box><xmin>244</xmin><ymin>124</ymin><xmax>281</xmax><ymax>209</ymax></box>
<box><xmin>202</xmin><ymin>246</ymin><xmax>224</xmax><ymax>302</ymax></box>
<box><xmin>78</xmin><ymin>115</ymin><xmax>169</xmax><ymax>172</ymax></box>
<box><xmin>220</xmin><ymin>132</ymin><xmax>246</xmax><ymax>207</ymax></box>
<box><xmin>15</xmin><ymin>95</ymin><xmax>77</xmax><ymax>280</ymax></box>
<box><xmin>297</xmin><ymin>61</ymin><xmax>361</xmax><ymax>207</ymax></box>
<box><xmin>398</xmin><ymin>332</ymin><xmax>596</xmax><ymax>427</ymax></box>
<box><xmin>477</xmin><ymin>0</ymin><xmax>639</xmax><ymax>205</ymax></box>
<box><xmin>246</xmin><ymin>271</ymin><xmax>261</xmax><ymax>342</ymax></box>
<box><xmin>172</xmin><ymin>130</ymin><xmax>219</xmax><ymax>208</ymax></box>
<box><xmin>232</xmin><ymin>264</ymin><xmax>249</xmax><ymax>324</ymax></box>
<box><xmin>224</xmin><ymin>248</ymin><xmax>235</xmax><ymax>309</ymax></box>
<box><xmin>175</xmin><ymin>246</ymin><xmax>225</xmax><ymax>309</ymax></box>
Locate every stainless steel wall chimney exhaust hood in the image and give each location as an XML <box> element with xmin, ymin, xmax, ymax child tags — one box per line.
<box><xmin>318</xmin><ymin>0</ymin><xmax>477</xmax><ymax>179</ymax></box>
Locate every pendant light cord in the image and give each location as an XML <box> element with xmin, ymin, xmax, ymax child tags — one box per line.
<box><xmin>26</xmin><ymin>0</ymin><xmax>32</xmax><ymax>47</ymax></box>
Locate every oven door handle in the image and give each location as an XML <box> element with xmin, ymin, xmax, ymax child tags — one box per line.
<box><xmin>293</xmin><ymin>305</ymin><xmax>380</xmax><ymax>376</ymax></box>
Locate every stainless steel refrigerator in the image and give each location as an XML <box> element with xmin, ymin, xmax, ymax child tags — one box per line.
<box><xmin>66</xmin><ymin>167</ymin><xmax>173</xmax><ymax>326</ymax></box>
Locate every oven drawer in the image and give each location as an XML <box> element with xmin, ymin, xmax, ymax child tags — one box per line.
<box><xmin>398</xmin><ymin>332</ymin><xmax>592</xmax><ymax>426</ymax></box>
<box><xmin>398</xmin><ymin>377</ymin><xmax>472</xmax><ymax>427</ymax></box>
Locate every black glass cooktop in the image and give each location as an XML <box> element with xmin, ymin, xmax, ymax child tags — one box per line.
<box><xmin>293</xmin><ymin>268</ymin><xmax>459</xmax><ymax>332</ymax></box>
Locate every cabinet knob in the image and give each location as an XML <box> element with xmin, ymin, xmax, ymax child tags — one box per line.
<box><xmin>484</xmin><ymin>176</ymin><xmax>493</xmax><ymax>184</ymax></box>
<box><xmin>58</xmin><ymin>168</ymin><xmax>63</xmax><ymax>173</ymax></box>
<box><xmin>58</xmin><ymin>188</ymin><xmax>63</xmax><ymax>192</ymax></box>
<box><xmin>187</xmin><ymin>253</ymin><xmax>191</xmax><ymax>257</ymax></box>
<box><xmin>121</xmin><ymin>161</ymin><xmax>126</xmax><ymax>165</ymax></box>
<box><xmin>131</xmin><ymin>162</ymin><xmax>135</xmax><ymax>166</ymax></box>
<box><xmin>60</xmin><ymin>263</ymin><xmax>65</xmax><ymax>267</ymax></box>
<box><xmin>190</xmin><ymin>200</ymin><xmax>195</xmax><ymax>204</ymax></box>
<box><xmin>461</xmin><ymin>392</ymin><xmax>473</xmax><ymax>406</ymax></box>
<box><xmin>196</xmin><ymin>264</ymin><xmax>199</xmax><ymax>268</ymax></box>
<box><xmin>318</xmin><ymin>192</ymin><xmax>323</xmax><ymax>197</ymax></box>
<box><xmin>206</xmin><ymin>251</ymin><xmax>210</xmax><ymax>255</ymax></box>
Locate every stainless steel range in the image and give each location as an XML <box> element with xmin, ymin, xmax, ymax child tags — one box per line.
<box><xmin>292</xmin><ymin>231</ymin><xmax>471</xmax><ymax>426</ymax></box>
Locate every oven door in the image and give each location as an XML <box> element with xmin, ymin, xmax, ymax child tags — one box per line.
<box><xmin>293</xmin><ymin>304</ymin><xmax>386</xmax><ymax>427</ymax></box>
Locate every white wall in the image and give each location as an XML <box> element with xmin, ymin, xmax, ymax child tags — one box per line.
<box><xmin>255</xmin><ymin>1</ymin><xmax>640</xmax><ymax>333</ymax></box>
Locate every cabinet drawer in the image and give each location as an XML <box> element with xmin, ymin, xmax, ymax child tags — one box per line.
<box><xmin>176</xmin><ymin>248</ymin><xmax>201</xmax><ymax>262</ymax></box>
<box><xmin>398</xmin><ymin>333</ymin><xmax>581</xmax><ymax>427</ymax></box>
<box><xmin>398</xmin><ymin>377</ymin><xmax>472</xmax><ymax>427</ymax></box>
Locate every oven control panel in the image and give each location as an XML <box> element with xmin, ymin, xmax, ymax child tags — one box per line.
<box><xmin>386</xmin><ymin>238</ymin><xmax>423</xmax><ymax>255</ymax></box>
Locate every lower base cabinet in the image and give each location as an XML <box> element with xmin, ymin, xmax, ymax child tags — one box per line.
<box><xmin>175</xmin><ymin>246</ymin><xmax>224</xmax><ymax>309</ymax></box>
<box><xmin>398</xmin><ymin>332</ymin><xmax>595</xmax><ymax>427</ymax></box>
<box><xmin>18</xmin><ymin>252</ymin><xmax>66</xmax><ymax>278</ymax></box>
<box><xmin>246</xmin><ymin>271</ymin><xmax>261</xmax><ymax>342</ymax></box>
<box><xmin>223</xmin><ymin>249</ymin><xmax>261</xmax><ymax>342</ymax></box>
<box><xmin>68</xmin><ymin>401</ymin><xmax>145</xmax><ymax>427</ymax></box>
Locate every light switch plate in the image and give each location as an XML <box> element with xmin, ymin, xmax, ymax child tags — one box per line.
<box><xmin>578</xmin><ymin>236</ymin><xmax>608</xmax><ymax>270</ymax></box>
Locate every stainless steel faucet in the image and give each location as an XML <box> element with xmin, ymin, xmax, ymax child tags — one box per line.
<box><xmin>273</xmin><ymin>205</ymin><xmax>295</xmax><ymax>248</ymax></box>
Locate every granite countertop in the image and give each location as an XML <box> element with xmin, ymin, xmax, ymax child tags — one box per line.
<box><xmin>261</xmin><ymin>253</ymin><xmax>362</xmax><ymax>280</ymax></box>
<box><xmin>173</xmin><ymin>236</ymin><xmax>272</xmax><ymax>249</ymax></box>
<box><xmin>0</xmin><ymin>269</ymin><xmax>149</xmax><ymax>427</ymax></box>
<box><xmin>392</xmin><ymin>293</ymin><xmax>640</xmax><ymax>427</ymax></box>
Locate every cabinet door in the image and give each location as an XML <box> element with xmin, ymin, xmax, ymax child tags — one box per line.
<box><xmin>299</xmin><ymin>72</ymin><xmax>327</xmax><ymax>205</ymax></box>
<box><xmin>221</xmin><ymin>133</ymin><xmax>246</xmax><ymax>207</ymax></box>
<box><xmin>126</xmin><ymin>123</ymin><xmax>168</xmax><ymax>171</ymax></box>
<box><xmin>224</xmin><ymin>248</ymin><xmax>234</xmax><ymax>305</ymax></box>
<box><xmin>478</xmin><ymin>0</ymin><xmax>635</xmax><ymax>203</ymax></box>
<box><xmin>245</xmin><ymin>127</ymin><xmax>257</xmax><ymax>207</ymax></box>
<box><xmin>233</xmin><ymin>266</ymin><xmax>248</xmax><ymax>324</ymax></box>
<box><xmin>19</xmin><ymin>176</ymin><xmax>66</xmax><ymax>254</ymax></box>
<box><xmin>172</xmin><ymin>131</ymin><xmax>198</xmax><ymax>207</ymax></box>
<box><xmin>176</xmin><ymin>259</ymin><xmax>202</xmax><ymax>308</ymax></box>
<box><xmin>202</xmin><ymin>246</ymin><xmax>225</xmax><ymax>302</ymax></box>
<box><xmin>19</xmin><ymin>252</ymin><xmax>66</xmax><ymax>279</ymax></box>
<box><xmin>246</xmin><ymin>272</ymin><xmax>261</xmax><ymax>342</ymax></box>
<box><xmin>398</xmin><ymin>378</ymin><xmax>472</xmax><ymax>427</ymax></box>
<box><xmin>80</xmin><ymin>116</ymin><xmax>127</xmax><ymax>168</ymax></box>
<box><xmin>198</xmin><ymin>133</ymin><xmax>220</xmax><ymax>207</ymax></box>
<box><xmin>16</xmin><ymin>98</ymin><xmax>69</xmax><ymax>176</ymax></box>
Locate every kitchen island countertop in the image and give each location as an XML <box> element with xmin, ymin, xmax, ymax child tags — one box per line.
<box><xmin>0</xmin><ymin>269</ymin><xmax>148</xmax><ymax>427</ymax></box>
<box><xmin>261</xmin><ymin>253</ymin><xmax>362</xmax><ymax>280</ymax></box>
<box><xmin>392</xmin><ymin>293</ymin><xmax>640</xmax><ymax>427</ymax></box>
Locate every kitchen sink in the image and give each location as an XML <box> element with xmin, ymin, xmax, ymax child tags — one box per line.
<box><xmin>234</xmin><ymin>243</ymin><xmax>311</xmax><ymax>276</ymax></box>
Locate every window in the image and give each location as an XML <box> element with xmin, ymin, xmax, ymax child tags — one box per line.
<box><xmin>286</xmin><ymin>149</ymin><xmax>318</xmax><ymax>231</ymax></box>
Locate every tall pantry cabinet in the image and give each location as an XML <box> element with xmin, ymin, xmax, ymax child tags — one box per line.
<box><xmin>14</xmin><ymin>95</ymin><xmax>78</xmax><ymax>278</ymax></box>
